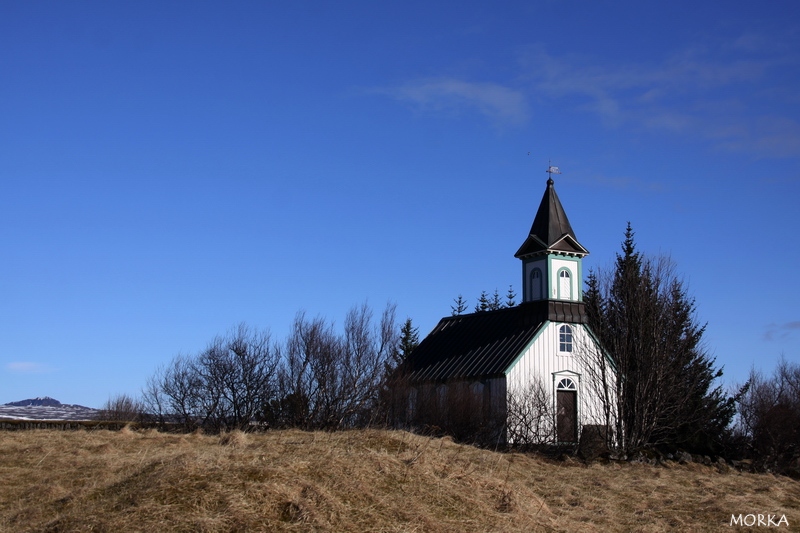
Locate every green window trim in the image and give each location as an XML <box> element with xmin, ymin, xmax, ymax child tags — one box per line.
<box><xmin>556</xmin><ymin>267</ymin><xmax>573</xmax><ymax>300</ymax></box>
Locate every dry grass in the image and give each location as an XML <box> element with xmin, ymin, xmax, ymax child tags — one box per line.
<box><xmin>1</xmin><ymin>429</ymin><xmax>798</xmax><ymax>532</ymax></box>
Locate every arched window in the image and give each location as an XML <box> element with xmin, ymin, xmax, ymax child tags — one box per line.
<box><xmin>559</xmin><ymin>325</ymin><xmax>573</xmax><ymax>353</ymax></box>
<box><xmin>557</xmin><ymin>378</ymin><xmax>577</xmax><ymax>390</ymax></box>
<box><xmin>557</xmin><ymin>268</ymin><xmax>572</xmax><ymax>300</ymax></box>
<box><xmin>530</xmin><ymin>268</ymin><xmax>542</xmax><ymax>300</ymax></box>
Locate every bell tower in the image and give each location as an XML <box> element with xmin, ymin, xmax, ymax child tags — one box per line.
<box><xmin>515</xmin><ymin>172</ymin><xmax>589</xmax><ymax>304</ymax></box>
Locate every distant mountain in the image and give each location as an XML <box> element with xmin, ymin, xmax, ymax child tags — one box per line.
<box><xmin>0</xmin><ymin>397</ymin><xmax>98</xmax><ymax>421</ymax></box>
<box><xmin>6</xmin><ymin>396</ymin><xmax>64</xmax><ymax>407</ymax></box>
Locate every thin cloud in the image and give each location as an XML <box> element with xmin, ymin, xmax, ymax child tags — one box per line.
<box><xmin>751</xmin><ymin>116</ymin><xmax>800</xmax><ymax>158</ymax></box>
<box><xmin>763</xmin><ymin>321</ymin><xmax>800</xmax><ymax>341</ymax></box>
<box><xmin>377</xmin><ymin>78</ymin><xmax>529</xmax><ymax>127</ymax></box>
<box><xmin>6</xmin><ymin>362</ymin><xmax>55</xmax><ymax>374</ymax></box>
<box><xmin>520</xmin><ymin>38</ymin><xmax>800</xmax><ymax>158</ymax></box>
<box><xmin>523</xmin><ymin>46</ymin><xmax>766</xmax><ymax>114</ymax></box>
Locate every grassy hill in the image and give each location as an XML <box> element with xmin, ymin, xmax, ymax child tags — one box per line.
<box><xmin>1</xmin><ymin>428</ymin><xmax>797</xmax><ymax>532</ymax></box>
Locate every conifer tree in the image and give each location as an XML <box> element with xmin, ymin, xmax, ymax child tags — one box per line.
<box><xmin>474</xmin><ymin>291</ymin><xmax>490</xmax><ymax>312</ymax></box>
<box><xmin>397</xmin><ymin>318</ymin><xmax>419</xmax><ymax>360</ymax></box>
<box><xmin>488</xmin><ymin>289</ymin><xmax>503</xmax><ymax>310</ymax></box>
<box><xmin>584</xmin><ymin>223</ymin><xmax>734</xmax><ymax>454</ymax></box>
<box><xmin>451</xmin><ymin>295</ymin><xmax>468</xmax><ymax>316</ymax></box>
<box><xmin>505</xmin><ymin>285</ymin><xmax>516</xmax><ymax>307</ymax></box>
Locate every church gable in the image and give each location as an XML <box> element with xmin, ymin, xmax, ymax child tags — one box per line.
<box><xmin>514</xmin><ymin>234</ymin><xmax>548</xmax><ymax>257</ymax></box>
<box><xmin>549</xmin><ymin>234</ymin><xmax>589</xmax><ymax>256</ymax></box>
<box><xmin>515</xmin><ymin>233</ymin><xmax>588</xmax><ymax>259</ymax></box>
<box><xmin>505</xmin><ymin>322</ymin><xmax>599</xmax><ymax>399</ymax></box>
<box><xmin>505</xmin><ymin>321</ymin><xmax>610</xmax><ymax>443</ymax></box>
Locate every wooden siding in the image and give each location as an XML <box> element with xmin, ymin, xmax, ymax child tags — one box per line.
<box><xmin>506</xmin><ymin>322</ymin><xmax>610</xmax><ymax>441</ymax></box>
<box><xmin>403</xmin><ymin>376</ymin><xmax>508</xmax><ymax>444</ymax></box>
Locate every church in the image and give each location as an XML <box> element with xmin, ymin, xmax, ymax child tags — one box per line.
<box><xmin>397</xmin><ymin>173</ymin><xmax>615</xmax><ymax>445</ymax></box>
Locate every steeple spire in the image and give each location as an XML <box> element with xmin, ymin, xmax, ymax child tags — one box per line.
<box><xmin>516</xmin><ymin>169</ymin><xmax>589</xmax><ymax>304</ymax></box>
<box><xmin>515</xmin><ymin>175</ymin><xmax>587</xmax><ymax>258</ymax></box>
<box><xmin>529</xmin><ymin>177</ymin><xmax>577</xmax><ymax>248</ymax></box>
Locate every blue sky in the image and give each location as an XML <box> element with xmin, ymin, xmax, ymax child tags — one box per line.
<box><xmin>2</xmin><ymin>1</ymin><xmax>799</xmax><ymax>407</ymax></box>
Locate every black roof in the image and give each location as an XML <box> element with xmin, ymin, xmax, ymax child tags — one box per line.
<box><xmin>404</xmin><ymin>301</ymin><xmax>587</xmax><ymax>383</ymax></box>
<box><xmin>515</xmin><ymin>178</ymin><xmax>588</xmax><ymax>258</ymax></box>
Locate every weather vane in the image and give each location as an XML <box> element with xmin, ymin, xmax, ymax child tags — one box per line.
<box><xmin>529</xmin><ymin>152</ymin><xmax>562</xmax><ymax>180</ymax></box>
<box><xmin>546</xmin><ymin>160</ymin><xmax>561</xmax><ymax>179</ymax></box>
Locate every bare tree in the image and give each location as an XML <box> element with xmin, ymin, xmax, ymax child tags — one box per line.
<box><xmin>150</xmin><ymin>353</ymin><xmax>205</xmax><ymax>430</ymax></box>
<box><xmin>144</xmin><ymin>304</ymin><xmax>398</xmax><ymax>433</ymax></box>
<box><xmin>272</xmin><ymin>302</ymin><xmax>399</xmax><ymax>430</ymax></box>
<box><xmin>340</xmin><ymin>302</ymin><xmax>398</xmax><ymax>426</ymax></box>
<box><xmin>273</xmin><ymin>311</ymin><xmax>337</xmax><ymax>429</ymax></box>
<box><xmin>141</xmin><ymin>371</ymin><xmax>167</xmax><ymax>426</ymax></box>
<box><xmin>735</xmin><ymin>357</ymin><xmax>800</xmax><ymax>473</ymax></box>
<box><xmin>573</xmin><ymin>333</ymin><xmax>617</xmax><ymax>450</ymax></box>
<box><xmin>197</xmin><ymin>323</ymin><xmax>281</xmax><ymax>431</ymax></box>
<box><xmin>143</xmin><ymin>325</ymin><xmax>280</xmax><ymax>432</ymax></box>
<box><xmin>506</xmin><ymin>379</ymin><xmax>553</xmax><ymax>448</ymax></box>
<box><xmin>97</xmin><ymin>393</ymin><xmax>145</xmax><ymax>422</ymax></box>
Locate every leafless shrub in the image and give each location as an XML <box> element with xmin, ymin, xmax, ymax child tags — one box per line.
<box><xmin>270</xmin><ymin>303</ymin><xmax>398</xmax><ymax>430</ymax></box>
<box><xmin>144</xmin><ymin>303</ymin><xmax>398</xmax><ymax>433</ymax></box>
<box><xmin>97</xmin><ymin>393</ymin><xmax>144</xmax><ymax>422</ymax></box>
<box><xmin>143</xmin><ymin>324</ymin><xmax>280</xmax><ymax>432</ymax></box>
<box><xmin>144</xmin><ymin>353</ymin><xmax>204</xmax><ymax>431</ymax></box>
<box><xmin>735</xmin><ymin>357</ymin><xmax>800</xmax><ymax>475</ymax></box>
<box><xmin>506</xmin><ymin>379</ymin><xmax>553</xmax><ymax>448</ymax></box>
<box><xmin>198</xmin><ymin>323</ymin><xmax>281</xmax><ymax>432</ymax></box>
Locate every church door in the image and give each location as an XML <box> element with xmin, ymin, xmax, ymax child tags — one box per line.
<box><xmin>556</xmin><ymin>390</ymin><xmax>577</xmax><ymax>443</ymax></box>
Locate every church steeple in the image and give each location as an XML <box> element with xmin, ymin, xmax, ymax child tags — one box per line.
<box><xmin>516</xmin><ymin>176</ymin><xmax>588</xmax><ymax>304</ymax></box>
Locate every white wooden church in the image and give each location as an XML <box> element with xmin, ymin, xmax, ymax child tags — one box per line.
<box><xmin>398</xmin><ymin>174</ymin><xmax>615</xmax><ymax>445</ymax></box>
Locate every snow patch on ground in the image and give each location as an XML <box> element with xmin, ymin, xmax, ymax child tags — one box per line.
<box><xmin>0</xmin><ymin>401</ymin><xmax>99</xmax><ymax>421</ymax></box>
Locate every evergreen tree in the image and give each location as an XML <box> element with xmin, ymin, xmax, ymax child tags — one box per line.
<box><xmin>451</xmin><ymin>295</ymin><xmax>468</xmax><ymax>316</ymax></box>
<box><xmin>385</xmin><ymin>317</ymin><xmax>418</xmax><ymax>375</ymax></box>
<box><xmin>452</xmin><ymin>286</ymin><xmax>516</xmax><ymax>314</ymax></box>
<box><xmin>474</xmin><ymin>291</ymin><xmax>490</xmax><ymax>312</ymax></box>
<box><xmin>379</xmin><ymin>316</ymin><xmax>416</xmax><ymax>428</ymax></box>
<box><xmin>505</xmin><ymin>285</ymin><xmax>516</xmax><ymax>308</ymax></box>
<box><xmin>488</xmin><ymin>289</ymin><xmax>503</xmax><ymax>311</ymax></box>
<box><xmin>397</xmin><ymin>317</ymin><xmax>419</xmax><ymax>360</ymax></box>
<box><xmin>584</xmin><ymin>223</ymin><xmax>734</xmax><ymax>454</ymax></box>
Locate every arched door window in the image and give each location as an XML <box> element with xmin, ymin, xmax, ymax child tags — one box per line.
<box><xmin>559</xmin><ymin>325</ymin><xmax>573</xmax><ymax>353</ymax></box>
<box><xmin>530</xmin><ymin>268</ymin><xmax>542</xmax><ymax>300</ymax></box>
<box><xmin>557</xmin><ymin>378</ymin><xmax>577</xmax><ymax>390</ymax></box>
<box><xmin>557</xmin><ymin>268</ymin><xmax>572</xmax><ymax>300</ymax></box>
